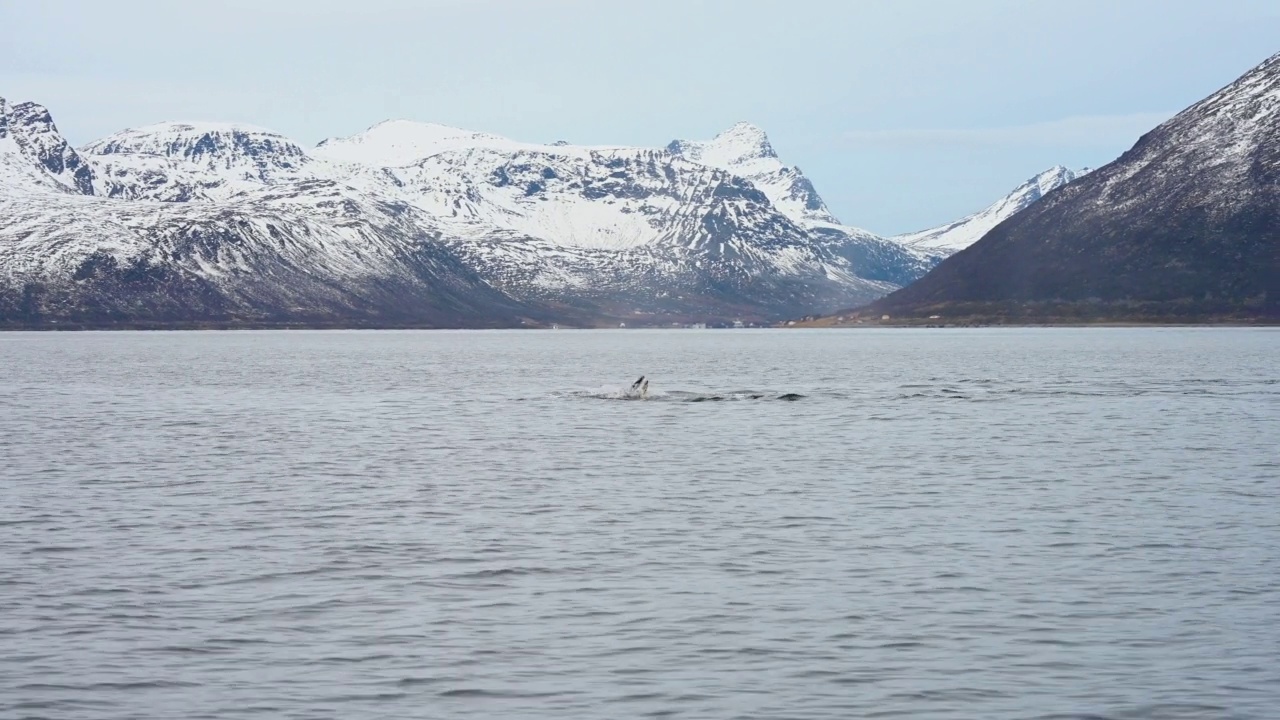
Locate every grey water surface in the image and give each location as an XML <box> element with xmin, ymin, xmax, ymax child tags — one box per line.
<box><xmin>2</xmin><ymin>328</ymin><xmax>1278</xmax><ymax>720</ymax></box>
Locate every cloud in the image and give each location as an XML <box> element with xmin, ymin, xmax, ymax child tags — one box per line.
<box><xmin>842</xmin><ymin>112</ymin><xmax>1177</xmax><ymax>149</ymax></box>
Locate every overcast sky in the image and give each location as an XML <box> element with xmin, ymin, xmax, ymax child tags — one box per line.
<box><xmin>2</xmin><ymin>0</ymin><xmax>1276</xmax><ymax>234</ymax></box>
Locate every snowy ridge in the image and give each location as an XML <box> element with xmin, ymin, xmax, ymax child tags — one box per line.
<box><xmin>894</xmin><ymin>166</ymin><xmax>1090</xmax><ymax>253</ymax></box>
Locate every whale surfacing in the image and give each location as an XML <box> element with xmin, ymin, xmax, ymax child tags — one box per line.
<box><xmin>627</xmin><ymin>376</ymin><xmax>650</xmax><ymax>399</ymax></box>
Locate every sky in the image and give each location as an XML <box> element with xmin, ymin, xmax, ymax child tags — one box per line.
<box><xmin>2</xmin><ymin>0</ymin><xmax>1276</xmax><ymax>235</ymax></box>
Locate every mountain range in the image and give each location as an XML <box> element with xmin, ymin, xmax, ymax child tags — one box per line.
<box><xmin>5</xmin><ymin>97</ymin><xmax>1012</xmax><ymax>328</ymax></box>
<box><xmin>868</xmin><ymin>50</ymin><xmax>1279</xmax><ymax>322</ymax></box>
<box><xmin>2</xmin><ymin>92</ymin><xmax>1091</xmax><ymax>329</ymax></box>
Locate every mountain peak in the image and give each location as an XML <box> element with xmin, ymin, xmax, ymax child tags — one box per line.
<box><xmin>8</xmin><ymin>101</ymin><xmax>61</xmax><ymax>137</ymax></box>
<box><xmin>1026</xmin><ymin>165</ymin><xmax>1089</xmax><ymax>196</ymax></box>
<box><xmin>666</xmin><ymin>122</ymin><xmax>845</xmax><ymax>227</ymax></box>
<box><xmin>0</xmin><ymin>97</ymin><xmax>96</xmax><ymax>195</ymax></box>
<box><xmin>709</xmin><ymin>121</ymin><xmax>777</xmax><ymax>160</ymax></box>
<box><xmin>716</xmin><ymin>120</ymin><xmax>769</xmax><ymax>141</ymax></box>
<box><xmin>667</xmin><ymin>122</ymin><xmax>777</xmax><ymax>165</ymax></box>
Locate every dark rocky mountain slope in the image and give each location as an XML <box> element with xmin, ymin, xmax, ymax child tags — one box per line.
<box><xmin>869</xmin><ymin>52</ymin><xmax>1279</xmax><ymax>322</ymax></box>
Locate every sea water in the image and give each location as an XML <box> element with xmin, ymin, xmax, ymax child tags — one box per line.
<box><xmin>2</xmin><ymin>328</ymin><xmax>1277</xmax><ymax>719</ymax></box>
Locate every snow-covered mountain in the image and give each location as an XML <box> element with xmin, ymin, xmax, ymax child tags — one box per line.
<box><xmin>667</xmin><ymin>122</ymin><xmax>839</xmax><ymax>226</ymax></box>
<box><xmin>314</xmin><ymin>119</ymin><xmax>918</xmax><ymax>312</ymax></box>
<box><xmin>667</xmin><ymin>122</ymin><xmax>942</xmax><ymax>286</ymax></box>
<box><xmin>1</xmin><ymin>105</ymin><xmax>548</xmax><ymax>327</ymax></box>
<box><xmin>895</xmin><ymin>166</ymin><xmax>1090</xmax><ymax>253</ymax></box>
<box><xmin>2</xmin><ymin>99</ymin><xmax>935</xmax><ymax>327</ymax></box>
